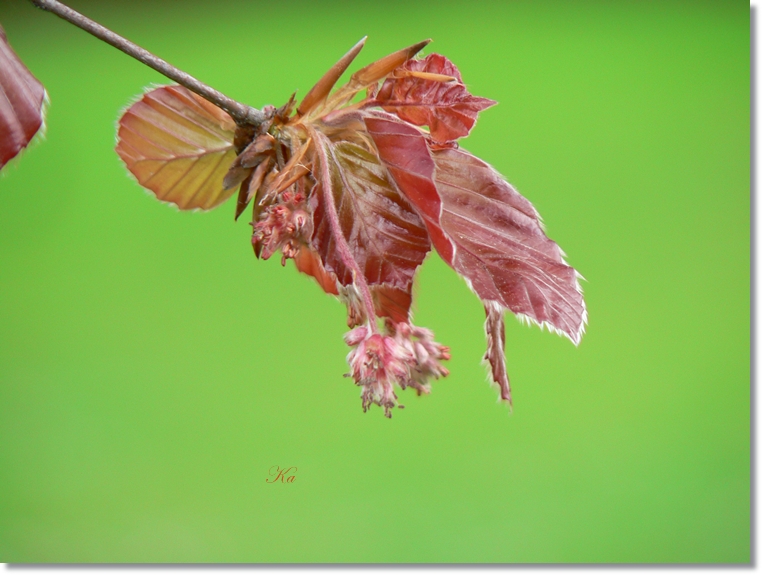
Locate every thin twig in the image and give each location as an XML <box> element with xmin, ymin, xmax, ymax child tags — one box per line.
<box><xmin>29</xmin><ymin>0</ymin><xmax>264</xmax><ymax>127</ymax></box>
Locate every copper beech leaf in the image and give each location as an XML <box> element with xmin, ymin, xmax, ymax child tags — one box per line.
<box><xmin>375</xmin><ymin>53</ymin><xmax>496</xmax><ymax>143</ymax></box>
<box><xmin>434</xmin><ymin>147</ymin><xmax>586</xmax><ymax>343</ymax></box>
<box><xmin>362</xmin><ymin>112</ymin><xmax>454</xmax><ymax>261</ymax></box>
<box><xmin>116</xmin><ymin>85</ymin><xmax>237</xmax><ymax>210</ymax></box>
<box><xmin>366</xmin><ymin>112</ymin><xmax>586</xmax><ymax>344</ymax></box>
<box><xmin>0</xmin><ymin>26</ymin><xmax>46</xmax><ymax>170</ymax></box>
<box><xmin>310</xmin><ymin>137</ymin><xmax>431</xmax><ymax>292</ymax></box>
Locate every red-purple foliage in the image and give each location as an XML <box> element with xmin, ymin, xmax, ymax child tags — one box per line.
<box><xmin>375</xmin><ymin>53</ymin><xmax>496</xmax><ymax>144</ymax></box>
<box><xmin>0</xmin><ymin>26</ymin><xmax>46</xmax><ymax>170</ymax></box>
<box><xmin>115</xmin><ymin>39</ymin><xmax>587</xmax><ymax>417</ymax></box>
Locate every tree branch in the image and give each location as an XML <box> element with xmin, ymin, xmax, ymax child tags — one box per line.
<box><xmin>29</xmin><ymin>0</ymin><xmax>264</xmax><ymax>127</ymax></box>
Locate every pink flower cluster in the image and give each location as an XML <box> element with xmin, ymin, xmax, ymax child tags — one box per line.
<box><xmin>252</xmin><ymin>190</ymin><xmax>311</xmax><ymax>264</ymax></box>
<box><xmin>344</xmin><ymin>322</ymin><xmax>450</xmax><ymax>418</ymax></box>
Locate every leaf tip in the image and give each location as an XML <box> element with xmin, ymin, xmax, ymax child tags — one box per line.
<box><xmin>297</xmin><ymin>36</ymin><xmax>369</xmax><ymax>116</ymax></box>
<box><xmin>406</xmin><ymin>39</ymin><xmax>432</xmax><ymax>60</ymax></box>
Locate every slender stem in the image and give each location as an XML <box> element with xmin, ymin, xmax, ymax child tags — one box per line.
<box><xmin>308</xmin><ymin>128</ymin><xmax>378</xmax><ymax>332</ymax></box>
<box><xmin>29</xmin><ymin>0</ymin><xmax>264</xmax><ymax>127</ymax></box>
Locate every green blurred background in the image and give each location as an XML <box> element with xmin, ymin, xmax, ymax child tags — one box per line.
<box><xmin>0</xmin><ymin>0</ymin><xmax>749</xmax><ymax>563</ymax></box>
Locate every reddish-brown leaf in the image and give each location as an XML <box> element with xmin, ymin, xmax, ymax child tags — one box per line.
<box><xmin>310</xmin><ymin>137</ymin><xmax>431</xmax><ymax>291</ymax></box>
<box><xmin>433</xmin><ymin>147</ymin><xmax>586</xmax><ymax>343</ymax></box>
<box><xmin>363</xmin><ymin>112</ymin><xmax>454</xmax><ymax>261</ymax></box>
<box><xmin>484</xmin><ymin>304</ymin><xmax>511</xmax><ymax>405</ymax></box>
<box><xmin>367</xmin><ymin>112</ymin><xmax>585</xmax><ymax>343</ymax></box>
<box><xmin>0</xmin><ymin>26</ymin><xmax>46</xmax><ymax>170</ymax></box>
<box><xmin>376</xmin><ymin>54</ymin><xmax>496</xmax><ymax>143</ymax></box>
<box><xmin>116</xmin><ymin>85</ymin><xmax>237</xmax><ymax>210</ymax></box>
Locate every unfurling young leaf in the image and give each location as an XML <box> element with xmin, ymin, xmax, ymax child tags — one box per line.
<box><xmin>20</xmin><ymin>0</ymin><xmax>587</xmax><ymax>418</ymax></box>
<box><xmin>374</xmin><ymin>53</ymin><xmax>497</xmax><ymax>144</ymax></box>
